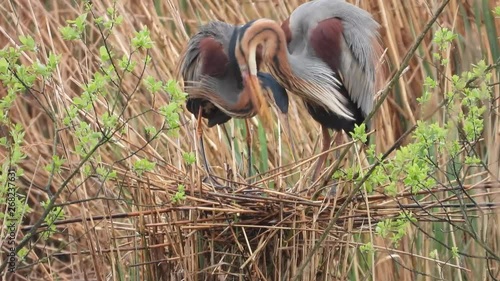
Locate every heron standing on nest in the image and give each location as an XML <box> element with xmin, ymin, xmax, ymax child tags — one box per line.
<box><xmin>178</xmin><ymin>21</ymin><xmax>290</xmax><ymax>180</ymax></box>
<box><xmin>234</xmin><ymin>0</ymin><xmax>382</xmax><ymax>182</ymax></box>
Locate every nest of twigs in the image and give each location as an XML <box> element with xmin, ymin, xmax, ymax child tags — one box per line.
<box><xmin>25</xmin><ymin>161</ymin><xmax>498</xmax><ymax>280</ymax></box>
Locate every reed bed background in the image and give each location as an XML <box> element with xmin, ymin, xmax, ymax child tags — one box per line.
<box><xmin>0</xmin><ymin>0</ymin><xmax>499</xmax><ymax>280</ymax></box>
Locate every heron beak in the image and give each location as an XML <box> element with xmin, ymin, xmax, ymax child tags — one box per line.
<box><xmin>242</xmin><ymin>71</ymin><xmax>272</xmax><ymax>124</ymax></box>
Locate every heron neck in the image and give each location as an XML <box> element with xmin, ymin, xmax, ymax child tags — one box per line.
<box><xmin>228</xmin><ymin>27</ymin><xmax>244</xmax><ymax>89</ymax></box>
<box><xmin>255</xmin><ymin>30</ymin><xmax>294</xmax><ymax>88</ymax></box>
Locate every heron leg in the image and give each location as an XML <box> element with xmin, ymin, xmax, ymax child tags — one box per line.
<box><xmin>245</xmin><ymin>119</ymin><xmax>253</xmax><ymax>178</ymax></box>
<box><xmin>311</xmin><ymin>126</ymin><xmax>331</xmax><ymax>182</ymax></box>
<box><xmin>327</xmin><ymin>132</ymin><xmax>345</xmax><ymax>197</ymax></box>
<box><xmin>333</xmin><ymin>132</ymin><xmax>344</xmax><ymax>161</ymax></box>
<box><xmin>196</xmin><ymin>107</ymin><xmax>222</xmax><ymax>187</ymax></box>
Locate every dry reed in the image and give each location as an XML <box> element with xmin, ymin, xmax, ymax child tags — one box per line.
<box><xmin>0</xmin><ymin>0</ymin><xmax>499</xmax><ymax>280</ymax></box>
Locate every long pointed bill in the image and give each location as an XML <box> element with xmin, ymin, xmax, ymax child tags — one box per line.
<box><xmin>243</xmin><ymin>72</ymin><xmax>272</xmax><ymax>125</ymax></box>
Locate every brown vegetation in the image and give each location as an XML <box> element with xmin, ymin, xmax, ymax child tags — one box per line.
<box><xmin>0</xmin><ymin>0</ymin><xmax>499</xmax><ymax>280</ymax></box>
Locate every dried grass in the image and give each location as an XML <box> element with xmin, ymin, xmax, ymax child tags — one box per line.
<box><xmin>0</xmin><ymin>0</ymin><xmax>499</xmax><ymax>280</ymax></box>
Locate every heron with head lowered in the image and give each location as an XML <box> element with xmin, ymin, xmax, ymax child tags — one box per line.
<box><xmin>179</xmin><ymin>20</ymin><xmax>290</xmax><ymax>180</ymax></box>
<box><xmin>234</xmin><ymin>0</ymin><xmax>382</xmax><ymax>181</ymax></box>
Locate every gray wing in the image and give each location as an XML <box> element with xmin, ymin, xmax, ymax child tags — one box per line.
<box><xmin>289</xmin><ymin>0</ymin><xmax>381</xmax><ymax>117</ymax></box>
<box><xmin>179</xmin><ymin>21</ymin><xmax>235</xmax><ymax>86</ymax></box>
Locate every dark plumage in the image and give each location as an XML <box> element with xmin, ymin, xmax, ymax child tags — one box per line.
<box><xmin>179</xmin><ymin>21</ymin><xmax>289</xmax><ymax>126</ymax></box>
<box><xmin>178</xmin><ymin>20</ymin><xmax>290</xmax><ymax>179</ymax></box>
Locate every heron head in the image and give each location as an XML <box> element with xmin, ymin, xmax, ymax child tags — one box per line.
<box><xmin>235</xmin><ymin>20</ymin><xmax>263</xmax><ymax>79</ymax></box>
<box><xmin>233</xmin><ymin>21</ymin><xmax>272</xmax><ymax>122</ymax></box>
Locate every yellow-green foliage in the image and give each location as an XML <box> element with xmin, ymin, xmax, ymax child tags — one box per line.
<box><xmin>0</xmin><ymin>0</ymin><xmax>499</xmax><ymax>280</ymax></box>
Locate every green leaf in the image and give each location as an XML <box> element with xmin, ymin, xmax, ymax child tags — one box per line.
<box><xmin>33</xmin><ymin>60</ymin><xmax>50</xmax><ymax>78</ymax></box>
<box><xmin>115</xmin><ymin>15</ymin><xmax>124</xmax><ymax>25</ymax></box>
<box><xmin>47</xmin><ymin>52</ymin><xmax>61</xmax><ymax>69</ymax></box>
<box><xmin>144</xmin><ymin>76</ymin><xmax>163</xmax><ymax>93</ymax></box>
<box><xmin>350</xmin><ymin>123</ymin><xmax>367</xmax><ymax>143</ymax></box>
<box><xmin>60</xmin><ymin>26</ymin><xmax>80</xmax><ymax>41</ymax></box>
<box><xmin>118</xmin><ymin>54</ymin><xmax>136</xmax><ymax>72</ymax></box>
<box><xmin>99</xmin><ymin>46</ymin><xmax>111</xmax><ymax>61</ymax></box>
<box><xmin>360</xmin><ymin>242</ymin><xmax>375</xmax><ymax>254</ymax></box>
<box><xmin>71</xmin><ymin>13</ymin><xmax>88</xmax><ymax>32</ymax></box>
<box><xmin>182</xmin><ymin>152</ymin><xmax>196</xmax><ymax>165</ymax></box>
<box><xmin>172</xmin><ymin>184</ymin><xmax>186</xmax><ymax>203</ymax></box>
<box><xmin>133</xmin><ymin>159</ymin><xmax>156</xmax><ymax>176</ymax></box>
<box><xmin>19</xmin><ymin>35</ymin><xmax>36</xmax><ymax>51</ymax></box>
<box><xmin>451</xmin><ymin>246</ymin><xmax>459</xmax><ymax>259</ymax></box>
<box><xmin>0</xmin><ymin>58</ymin><xmax>9</xmax><ymax>73</ymax></box>
<box><xmin>145</xmin><ymin>126</ymin><xmax>157</xmax><ymax>136</ymax></box>
<box><xmin>106</xmin><ymin>7</ymin><xmax>115</xmax><ymax>16</ymax></box>
<box><xmin>494</xmin><ymin>6</ymin><xmax>500</xmax><ymax>17</ymax></box>
<box><xmin>131</xmin><ymin>26</ymin><xmax>154</xmax><ymax>49</ymax></box>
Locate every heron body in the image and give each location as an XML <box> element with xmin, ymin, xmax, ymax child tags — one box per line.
<box><xmin>178</xmin><ymin>20</ymin><xmax>289</xmax><ymax>179</ymax></box>
<box><xmin>235</xmin><ymin>0</ymin><xmax>381</xmax><ymax>179</ymax></box>
<box><xmin>284</xmin><ymin>0</ymin><xmax>379</xmax><ymax>132</ymax></box>
<box><xmin>179</xmin><ymin>21</ymin><xmax>289</xmax><ymax>126</ymax></box>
